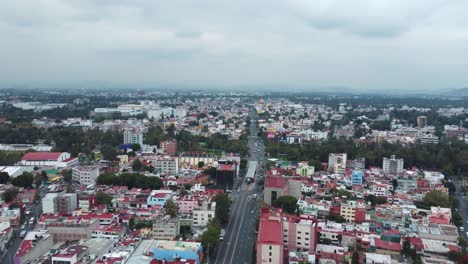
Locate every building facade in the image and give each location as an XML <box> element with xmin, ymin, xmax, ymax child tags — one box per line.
<box><xmin>382</xmin><ymin>155</ymin><xmax>404</xmax><ymax>174</ymax></box>
<box><xmin>123</xmin><ymin>130</ymin><xmax>143</xmax><ymax>145</ymax></box>
<box><xmin>72</xmin><ymin>166</ymin><xmax>99</xmax><ymax>186</ymax></box>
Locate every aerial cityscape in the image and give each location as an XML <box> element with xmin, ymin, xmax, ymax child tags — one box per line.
<box><xmin>2</xmin><ymin>1</ymin><xmax>468</xmax><ymax>264</ymax></box>
<box><xmin>1</xmin><ymin>89</ymin><xmax>468</xmax><ymax>264</ymax></box>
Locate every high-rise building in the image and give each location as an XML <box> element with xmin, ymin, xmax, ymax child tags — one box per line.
<box><xmin>382</xmin><ymin>155</ymin><xmax>404</xmax><ymax>174</ymax></box>
<box><xmin>417</xmin><ymin>116</ymin><xmax>427</xmax><ymax>128</ymax></box>
<box><xmin>123</xmin><ymin>129</ymin><xmax>143</xmax><ymax>145</ymax></box>
<box><xmin>328</xmin><ymin>153</ymin><xmax>347</xmax><ymax>174</ymax></box>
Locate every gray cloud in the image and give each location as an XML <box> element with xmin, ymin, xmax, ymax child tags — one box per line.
<box><xmin>1</xmin><ymin>0</ymin><xmax>468</xmax><ymax>91</ymax></box>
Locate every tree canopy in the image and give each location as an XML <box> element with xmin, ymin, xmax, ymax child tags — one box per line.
<box><xmin>214</xmin><ymin>193</ymin><xmax>231</xmax><ymax>225</ymax></box>
<box><xmin>272</xmin><ymin>195</ymin><xmax>298</xmax><ymax>214</ymax></box>
<box><xmin>96</xmin><ymin>173</ymin><xmax>163</xmax><ymax>190</ymax></box>
<box><xmin>11</xmin><ymin>172</ymin><xmax>34</xmax><ymax>188</ymax></box>
<box><xmin>423</xmin><ymin>190</ymin><xmax>450</xmax><ymax>208</ymax></box>
<box><xmin>1</xmin><ymin>187</ymin><xmax>19</xmax><ymax>202</ymax></box>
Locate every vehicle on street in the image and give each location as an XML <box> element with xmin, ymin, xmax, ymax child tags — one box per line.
<box><xmin>250</xmin><ymin>210</ymin><xmax>254</xmax><ymax>214</ymax></box>
<box><xmin>461</xmin><ymin>227</ymin><xmax>464</xmax><ymax>231</ymax></box>
<box><xmin>220</xmin><ymin>229</ymin><xmax>226</xmax><ymax>240</ymax></box>
<box><xmin>20</xmin><ymin>230</ymin><xmax>27</xmax><ymax>238</ymax></box>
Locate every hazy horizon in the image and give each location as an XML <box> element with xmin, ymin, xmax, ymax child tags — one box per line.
<box><xmin>2</xmin><ymin>1</ymin><xmax>468</xmax><ymax>91</ymax></box>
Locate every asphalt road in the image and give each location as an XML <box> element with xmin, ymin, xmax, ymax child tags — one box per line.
<box><xmin>451</xmin><ymin>177</ymin><xmax>468</xmax><ymax>240</ymax></box>
<box><xmin>214</xmin><ymin>108</ymin><xmax>263</xmax><ymax>264</ymax></box>
<box><xmin>0</xmin><ymin>187</ymin><xmax>44</xmax><ymax>264</ymax></box>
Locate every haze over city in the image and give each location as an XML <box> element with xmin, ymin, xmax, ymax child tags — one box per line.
<box><xmin>1</xmin><ymin>0</ymin><xmax>468</xmax><ymax>91</ymax></box>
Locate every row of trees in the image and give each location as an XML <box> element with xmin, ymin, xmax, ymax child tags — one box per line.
<box><xmin>266</xmin><ymin>138</ymin><xmax>468</xmax><ymax>175</ymax></box>
<box><xmin>96</xmin><ymin>173</ymin><xmax>163</xmax><ymax>190</ymax></box>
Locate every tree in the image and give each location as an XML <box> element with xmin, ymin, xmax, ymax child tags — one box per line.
<box><xmin>447</xmin><ymin>250</ymin><xmax>463</xmax><ymax>262</ymax></box>
<box><xmin>165</xmin><ymin>199</ymin><xmax>179</xmax><ymax>217</ymax></box>
<box><xmin>272</xmin><ymin>196</ymin><xmax>298</xmax><ymax>214</ymax></box>
<box><xmin>215</xmin><ymin>193</ymin><xmax>231</xmax><ymax>224</ymax></box>
<box><xmin>325</xmin><ymin>214</ymin><xmax>346</xmax><ymax>223</ymax></box>
<box><xmin>401</xmin><ymin>237</ymin><xmax>411</xmax><ymax>257</ymax></box>
<box><xmin>132</xmin><ymin>143</ymin><xmax>141</xmax><ymax>152</ymax></box>
<box><xmin>11</xmin><ymin>172</ymin><xmax>34</xmax><ymax>188</ymax></box>
<box><xmin>204</xmin><ymin>167</ymin><xmax>217</xmax><ymax>178</ymax></box>
<box><xmin>96</xmin><ymin>173</ymin><xmax>163</xmax><ymax>189</ymax></box>
<box><xmin>166</xmin><ymin>124</ymin><xmax>176</xmax><ymax>137</ymax></box>
<box><xmin>201</xmin><ymin>221</ymin><xmax>221</xmax><ymax>253</ymax></box>
<box><xmin>365</xmin><ymin>194</ymin><xmax>377</xmax><ymax>206</ymax></box>
<box><xmin>308</xmin><ymin>160</ymin><xmax>323</xmax><ymax>171</ymax></box>
<box><xmin>34</xmin><ymin>174</ymin><xmax>43</xmax><ymax>187</ymax></box>
<box><xmin>62</xmin><ymin>169</ymin><xmax>72</xmax><ymax>183</ymax></box>
<box><xmin>198</xmin><ymin>161</ymin><xmax>205</xmax><ymax>168</ymax></box>
<box><xmin>184</xmin><ymin>183</ymin><xmax>192</xmax><ymax>191</ymax></box>
<box><xmin>376</xmin><ymin>197</ymin><xmax>387</xmax><ymax>205</ymax></box>
<box><xmin>40</xmin><ymin>171</ymin><xmax>48</xmax><ymax>181</ymax></box>
<box><xmin>128</xmin><ymin>217</ymin><xmax>136</xmax><ymax>230</ymax></box>
<box><xmin>423</xmin><ymin>190</ymin><xmax>449</xmax><ymax>208</ymax></box>
<box><xmin>458</xmin><ymin>236</ymin><xmax>467</xmax><ymax>248</ymax></box>
<box><xmin>96</xmin><ymin>191</ymin><xmax>113</xmax><ymax>205</ymax></box>
<box><xmin>0</xmin><ymin>171</ymin><xmax>10</xmax><ymax>184</ymax></box>
<box><xmin>101</xmin><ymin>145</ymin><xmax>118</xmax><ymax>161</ymax></box>
<box><xmin>351</xmin><ymin>251</ymin><xmax>360</xmax><ymax>264</ymax></box>
<box><xmin>1</xmin><ymin>187</ymin><xmax>19</xmax><ymax>202</ymax></box>
<box><xmin>132</xmin><ymin>159</ymin><xmax>143</xmax><ymax>172</ymax></box>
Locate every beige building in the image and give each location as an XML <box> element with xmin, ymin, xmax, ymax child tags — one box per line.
<box><xmin>152</xmin><ymin>215</ymin><xmax>180</xmax><ymax>240</ymax></box>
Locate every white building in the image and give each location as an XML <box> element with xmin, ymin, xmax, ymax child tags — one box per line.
<box><xmin>72</xmin><ymin>166</ymin><xmax>100</xmax><ymax>186</ymax></box>
<box><xmin>151</xmin><ymin>156</ymin><xmax>179</xmax><ymax>175</ymax></box>
<box><xmin>20</xmin><ymin>152</ymin><xmax>77</xmax><ymax>167</ymax></box>
<box><xmin>123</xmin><ymin>130</ymin><xmax>143</xmax><ymax>145</ymax></box>
<box><xmin>382</xmin><ymin>155</ymin><xmax>404</xmax><ymax>174</ymax></box>
<box><xmin>42</xmin><ymin>193</ymin><xmax>77</xmax><ymax>214</ymax></box>
<box><xmin>328</xmin><ymin>153</ymin><xmax>347</xmax><ymax>174</ymax></box>
<box><xmin>192</xmin><ymin>201</ymin><xmax>216</xmax><ymax>227</ymax></box>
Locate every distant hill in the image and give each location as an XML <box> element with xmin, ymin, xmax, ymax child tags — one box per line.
<box><xmin>447</xmin><ymin>87</ymin><xmax>468</xmax><ymax>96</ymax></box>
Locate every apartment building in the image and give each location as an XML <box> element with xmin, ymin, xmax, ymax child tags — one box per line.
<box><xmin>151</xmin><ymin>156</ymin><xmax>179</xmax><ymax>175</ymax></box>
<box><xmin>160</xmin><ymin>140</ymin><xmax>177</xmax><ymax>156</ymax></box>
<box><xmin>328</xmin><ymin>153</ymin><xmax>347</xmax><ymax>174</ymax></box>
<box><xmin>42</xmin><ymin>193</ymin><xmax>77</xmax><ymax>214</ymax></box>
<box><xmin>72</xmin><ymin>166</ymin><xmax>99</xmax><ymax>186</ymax></box>
<box><xmin>192</xmin><ymin>201</ymin><xmax>216</xmax><ymax>227</ymax></box>
<box><xmin>123</xmin><ymin>129</ymin><xmax>143</xmax><ymax>145</ymax></box>
<box><xmin>382</xmin><ymin>155</ymin><xmax>404</xmax><ymax>174</ymax></box>
<box><xmin>152</xmin><ymin>215</ymin><xmax>180</xmax><ymax>240</ymax></box>
<box><xmin>257</xmin><ymin>208</ymin><xmax>318</xmax><ymax>264</ymax></box>
<box><xmin>48</xmin><ymin>219</ymin><xmax>98</xmax><ymax>242</ymax></box>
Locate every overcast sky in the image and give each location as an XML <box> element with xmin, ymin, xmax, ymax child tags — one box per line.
<box><xmin>2</xmin><ymin>0</ymin><xmax>468</xmax><ymax>91</ymax></box>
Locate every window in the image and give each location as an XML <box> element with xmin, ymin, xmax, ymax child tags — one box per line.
<box><xmin>297</xmin><ymin>231</ymin><xmax>302</xmax><ymax>234</ymax></box>
<box><xmin>297</xmin><ymin>237</ymin><xmax>302</xmax><ymax>240</ymax></box>
<box><xmin>269</xmin><ymin>258</ymin><xmax>272</xmax><ymax>263</ymax></box>
<box><xmin>269</xmin><ymin>252</ymin><xmax>272</xmax><ymax>256</ymax></box>
<box><xmin>305</xmin><ymin>237</ymin><xmax>309</xmax><ymax>241</ymax></box>
<box><xmin>305</xmin><ymin>232</ymin><xmax>309</xmax><ymax>235</ymax></box>
<box><xmin>269</xmin><ymin>246</ymin><xmax>272</xmax><ymax>250</ymax></box>
<box><xmin>297</xmin><ymin>242</ymin><xmax>301</xmax><ymax>245</ymax></box>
